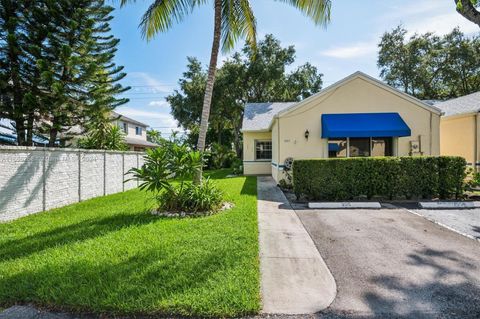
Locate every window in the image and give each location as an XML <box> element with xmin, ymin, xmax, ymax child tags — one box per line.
<box><xmin>135</xmin><ymin>126</ymin><xmax>142</xmax><ymax>136</ymax></box>
<box><xmin>255</xmin><ymin>140</ymin><xmax>272</xmax><ymax>160</ymax></box>
<box><xmin>328</xmin><ymin>137</ymin><xmax>394</xmax><ymax>158</ymax></box>
<box><xmin>122</xmin><ymin>122</ymin><xmax>128</xmax><ymax>134</ymax></box>
<box><xmin>349</xmin><ymin>138</ymin><xmax>371</xmax><ymax>157</ymax></box>
<box><xmin>328</xmin><ymin>138</ymin><xmax>347</xmax><ymax>158</ymax></box>
<box><xmin>371</xmin><ymin>137</ymin><xmax>393</xmax><ymax>157</ymax></box>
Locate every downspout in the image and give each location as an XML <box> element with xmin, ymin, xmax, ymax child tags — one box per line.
<box><xmin>475</xmin><ymin>112</ymin><xmax>479</xmax><ymax>171</ymax></box>
<box><xmin>277</xmin><ymin>117</ymin><xmax>281</xmax><ymax>178</ymax></box>
<box><xmin>429</xmin><ymin>112</ymin><xmax>433</xmax><ymax>155</ymax></box>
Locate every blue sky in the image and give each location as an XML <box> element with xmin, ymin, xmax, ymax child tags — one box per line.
<box><xmin>111</xmin><ymin>0</ymin><xmax>479</xmax><ymax>135</ymax></box>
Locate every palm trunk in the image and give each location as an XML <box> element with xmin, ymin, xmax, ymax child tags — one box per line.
<box><xmin>194</xmin><ymin>0</ymin><xmax>222</xmax><ymax>184</ymax></box>
<box><xmin>455</xmin><ymin>0</ymin><xmax>480</xmax><ymax>27</ymax></box>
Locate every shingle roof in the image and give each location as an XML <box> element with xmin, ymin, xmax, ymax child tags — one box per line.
<box><xmin>435</xmin><ymin>92</ymin><xmax>480</xmax><ymax>117</ymax></box>
<box><xmin>111</xmin><ymin>111</ymin><xmax>149</xmax><ymax>127</ymax></box>
<box><xmin>242</xmin><ymin>102</ymin><xmax>296</xmax><ymax>131</ymax></box>
<box><xmin>124</xmin><ymin>137</ymin><xmax>158</xmax><ymax>147</ymax></box>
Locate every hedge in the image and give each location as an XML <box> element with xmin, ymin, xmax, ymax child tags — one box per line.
<box><xmin>292</xmin><ymin>156</ymin><xmax>467</xmax><ymax>201</ymax></box>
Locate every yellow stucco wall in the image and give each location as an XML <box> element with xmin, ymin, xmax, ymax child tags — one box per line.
<box><xmin>440</xmin><ymin>114</ymin><xmax>477</xmax><ymax>165</ymax></box>
<box><xmin>243</xmin><ymin>131</ymin><xmax>272</xmax><ymax>175</ymax></box>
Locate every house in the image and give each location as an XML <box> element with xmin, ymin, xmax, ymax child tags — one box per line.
<box><xmin>241</xmin><ymin>71</ymin><xmax>442</xmax><ymax>182</ymax></box>
<box><xmin>0</xmin><ymin>118</ymin><xmax>52</xmax><ymax>146</ymax></box>
<box><xmin>111</xmin><ymin>111</ymin><xmax>157</xmax><ymax>151</ymax></box>
<box><xmin>436</xmin><ymin>91</ymin><xmax>480</xmax><ymax>168</ymax></box>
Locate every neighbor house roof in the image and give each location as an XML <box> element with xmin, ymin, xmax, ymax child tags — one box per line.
<box><xmin>241</xmin><ymin>71</ymin><xmax>442</xmax><ymax>132</ymax></box>
<box><xmin>435</xmin><ymin>91</ymin><xmax>480</xmax><ymax>117</ymax></box>
<box><xmin>111</xmin><ymin>111</ymin><xmax>149</xmax><ymax>127</ymax></box>
<box><xmin>124</xmin><ymin>136</ymin><xmax>158</xmax><ymax>147</ymax></box>
<box><xmin>242</xmin><ymin>102</ymin><xmax>295</xmax><ymax>132</ymax></box>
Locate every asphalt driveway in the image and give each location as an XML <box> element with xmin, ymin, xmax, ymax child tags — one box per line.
<box><xmin>295</xmin><ymin>207</ymin><xmax>480</xmax><ymax>319</ymax></box>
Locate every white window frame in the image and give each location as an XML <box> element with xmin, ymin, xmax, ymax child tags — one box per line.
<box><xmin>255</xmin><ymin>139</ymin><xmax>272</xmax><ymax>161</ymax></box>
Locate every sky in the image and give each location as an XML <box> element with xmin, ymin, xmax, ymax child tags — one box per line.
<box><xmin>110</xmin><ymin>0</ymin><xmax>479</xmax><ymax>136</ymax></box>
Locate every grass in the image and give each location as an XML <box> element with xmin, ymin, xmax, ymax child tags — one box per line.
<box><xmin>0</xmin><ymin>170</ymin><xmax>260</xmax><ymax>317</ymax></box>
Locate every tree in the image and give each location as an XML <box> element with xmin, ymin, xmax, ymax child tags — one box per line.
<box><xmin>167</xmin><ymin>35</ymin><xmax>324</xmax><ymax>156</ymax></box>
<box><xmin>455</xmin><ymin>0</ymin><xmax>480</xmax><ymax>28</ymax></box>
<box><xmin>77</xmin><ymin>108</ymin><xmax>128</xmax><ymax>150</ymax></box>
<box><xmin>147</xmin><ymin>128</ymin><xmax>164</xmax><ymax>145</ymax></box>
<box><xmin>0</xmin><ymin>0</ymin><xmax>128</xmax><ymax>146</ymax></box>
<box><xmin>378</xmin><ymin>26</ymin><xmax>480</xmax><ymax>100</ymax></box>
<box><xmin>120</xmin><ymin>0</ymin><xmax>331</xmax><ymax>184</ymax></box>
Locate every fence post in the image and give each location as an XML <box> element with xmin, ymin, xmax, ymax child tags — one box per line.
<box><xmin>122</xmin><ymin>152</ymin><xmax>125</xmax><ymax>192</ymax></box>
<box><xmin>103</xmin><ymin>150</ymin><xmax>107</xmax><ymax>196</ymax></box>
<box><xmin>78</xmin><ymin>150</ymin><xmax>82</xmax><ymax>202</ymax></box>
<box><xmin>42</xmin><ymin>148</ymin><xmax>47</xmax><ymax>212</ymax></box>
<box><xmin>136</xmin><ymin>153</ymin><xmax>139</xmax><ymax>187</ymax></box>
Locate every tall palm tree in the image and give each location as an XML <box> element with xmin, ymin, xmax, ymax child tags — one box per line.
<box><xmin>120</xmin><ymin>0</ymin><xmax>332</xmax><ymax>183</ymax></box>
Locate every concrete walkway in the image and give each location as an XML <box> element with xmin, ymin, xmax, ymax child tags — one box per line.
<box><xmin>257</xmin><ymin>176</ymin><xmax>336</xmax><ymax>314</ymax></box>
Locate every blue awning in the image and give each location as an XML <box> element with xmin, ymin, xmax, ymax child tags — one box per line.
<box><xmin>321</xmin><ymin>113</ymin><xmax>411</xmax><ymax>138</ymax></box>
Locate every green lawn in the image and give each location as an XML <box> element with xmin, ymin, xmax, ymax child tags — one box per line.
<box><xmin>0</xmin><ymin>170</ymin><xmax>260</xmax><ymax>317</ymax></box>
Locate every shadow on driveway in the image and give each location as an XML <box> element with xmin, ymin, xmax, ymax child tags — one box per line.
<box><xmin>295</xmin><ymin>208</ymin><xmax>480</xmax><ymax>319</ymax></box>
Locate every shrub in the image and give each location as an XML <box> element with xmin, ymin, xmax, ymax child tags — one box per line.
<box><xmin>127</xmin><ymin>141</ymin><xmax>224</xmax><ymax>215</ymax></box>
<box><xmin>293</xmin><ymin>156</ymin><xmax>467</xmax><ymax>201</ymax></box>
<box><xmin>157</xmin><ymin>178</ymin><xmax>223</xmax><ymax>214</ymax></box>
<box><xmin>205</xmin><ymin>143</ymin><xmax>237</xmax><ymax>169</ymax></box>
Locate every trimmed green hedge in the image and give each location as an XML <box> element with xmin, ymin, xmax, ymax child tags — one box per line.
<box><xmin>292</xmin><ymin>156</ymin><xmax>466</xmax><ymax>201</ymax></box>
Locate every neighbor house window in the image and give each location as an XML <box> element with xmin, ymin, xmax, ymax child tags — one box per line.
<box><xmin>255</xmin><ymin>140</ymin><xmax>272</xmax><ymax>160</ymax></box>
<box><xmin>122</xmin><ymin>122</ymin><xmax>128</xmax><ymax>134</ymax></box>
<box><xmin>328</xmin><ymin>137</ymin><xmax>394</xmax><ymax>158</ymax></box>
<box><xmin>328</xmin><ymin>138</ymin><xmax>347</xmax><ymax>158</ymax></box>
<box><xmin>135</xmin><ymin>126</ymin><xmax>142</xmax><ymax>135</ymax></box>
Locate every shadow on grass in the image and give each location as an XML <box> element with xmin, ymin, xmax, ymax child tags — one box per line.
<box><xmin>0</xmin><ymin>211</ymin><xmax>157</xmax><ymax>262</ymax></box>
<box><xmin>0</xmin><ymin>245</ymin><xmax>251</xmax><ymax>317</ymax></box>
<box><xmin>240</xmin><ymin>176</ymin><xmax>256</xmax><ymax>196</ymax></box>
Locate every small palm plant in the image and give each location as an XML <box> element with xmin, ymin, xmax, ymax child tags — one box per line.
<box><xmin>128</xmin><ymin>140</ymin><xmax>223</xmax><ymax>215</ymax></box>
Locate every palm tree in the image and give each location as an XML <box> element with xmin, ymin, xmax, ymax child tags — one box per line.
<box><xmin>120</xmin><ymin>0</ymin><xmax>332</xmax><ymax>183</ymax></box>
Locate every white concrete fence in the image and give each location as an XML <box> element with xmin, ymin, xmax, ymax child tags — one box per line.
<box><xmin>0</xmin><ymin>146</ymin><xmax>145</xmax><ymax>222</ymax></box>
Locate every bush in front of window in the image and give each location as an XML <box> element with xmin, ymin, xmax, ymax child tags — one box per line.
<box><xmin>292</xmin><ymin>156</ymin><xmax>467</xmax><ymax>201</ymax></box>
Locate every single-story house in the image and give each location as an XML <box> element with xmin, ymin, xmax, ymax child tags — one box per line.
<box><xmin>436</xmin><ymin>91</ymin><xmax>480</xmax><ymax>168</ymax></box>
<box><xmin>241</xmin><ymin>71</ymin><xmax>442</xmax><ymax>182</ymax></box>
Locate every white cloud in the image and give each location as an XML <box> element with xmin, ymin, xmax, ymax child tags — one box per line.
<box><xmin>115</xmin><ymin>107</ymin><xmax>178</xmax><ymax>129</ymax></box>
<box><xmin>405</xmin><ymin>12</ymin><xmax>479</xmax><ymax>36</ymax></box>
<box><xmin>320</xmin><ymin>41</ymin><xmax>378</xmax><ymax>59</ymax></box>
<box><xmin>126</xmin><ymin>72</ymin><xmax>174</xmax><ymax>93</ymax></box>
<box><xmin>148</xmin><ymin>100</ymin><xmax>170</xmax><ymax>108</ymax></box>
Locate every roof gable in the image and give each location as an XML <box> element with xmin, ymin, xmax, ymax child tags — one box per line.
<box><xmin>276</xmin><ymin>71</ymin><xmax>442</xmax><ymax>118</ymax></box>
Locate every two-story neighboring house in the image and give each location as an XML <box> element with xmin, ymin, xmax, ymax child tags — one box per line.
<box><xmin>111</xmin><ymin>111</ymin><xmax>158</xmax><ymax>151</ymax></box>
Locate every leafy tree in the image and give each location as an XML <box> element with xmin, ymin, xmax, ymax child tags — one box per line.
<box><xmin>378</xmin><ymin>26</ymin><xmax>480</xmax><ymax>100</ymax></box>
<box><xmin>168</xmin><ymin>35</ymin><xmax>324</xmax><ymax>156</ymax></box>
<box><xmin>147</xmin><ymin>128</ymin><xmax>164</xmax><ymax>145</ymax></box>
<box><xmin>77</xmin><ymin>111</ymin><xmax>129</xmax><ymax>151</ymax></box>
<box><xmin>455</xmin><ymin>0</ymin><xmax>480</xmax><ymax>28</ymax></box>
<box><xmin>120</xmin><ymin>0</ymin><xmax>331</xmax><ymax>184</ymax></box>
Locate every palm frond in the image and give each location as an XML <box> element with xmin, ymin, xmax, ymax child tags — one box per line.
<box><xmin>139</xmin><ymin>0</ymin><xmax>208</xmax><ymax>39</ymax></box>
<box><xmin>274</xmin><ymin>0</ymin><xmax>331</xmax><ymax>27</ymax></box>
<box><xmin>220</xmin><ymin>0</ymin><xmax>257</xmax><ymax>52</ymax></box>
